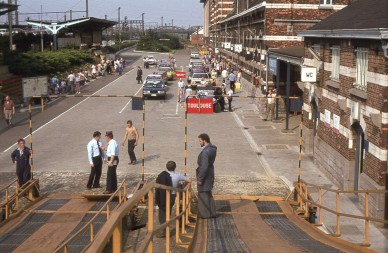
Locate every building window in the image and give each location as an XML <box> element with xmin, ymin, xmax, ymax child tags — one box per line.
<box><xmin>331</xmin><ymin>46</ymin><xmax>340</xmax><ymax>81</ymax></box>
<box><xmin>355</xmin><ymin>47</ymin><xmax>368</xmax><ymax>91</ymax></box>
<box><xmin>320</xmin><ymin>0</ymin><xmax>332</xmax><ymax>5</ymax></box>
<box><xmin>312</xmin><ymin>44</ymin><xmax>320</xmax><ymax>56</ymax></box>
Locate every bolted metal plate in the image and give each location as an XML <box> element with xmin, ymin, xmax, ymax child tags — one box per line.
<box><xmin>263</xmin><ymin>144</ymin><xmax>289</xmax><ymax>150</ymax></box>
<box><xmin>256</xmin><ymin>201</ymin><xmax>282</xmax><ymax>213</ymax></box>
<box><xmin>242</xmin><ymin>115</ymin><xmax>261</xmax><ymax>119</ymax></box>
<box><xmin>253</xmin><ymin>125</ymin><xmax>275</xmax><ymax>130</ymax></box>
<box><xmin>35</xmin><ymin>199</ymin><xmax>70</xmax><ymax>211</ymax></box>
<box><xmin>207</xmin><ymin>214</ymin><xmax>250</xmax><ymax>252</ymax></box>
<box><xmin>215</xmin><ymin>200</ymin><xmax>232</xmax><ymax>212</ymax></box>
<box><xmin>261</xmin><ymin>214</ymin><xmax>341</xmax><ymax>253</ymax></box>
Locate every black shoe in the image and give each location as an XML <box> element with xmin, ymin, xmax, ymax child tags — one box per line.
<box><xmin>263</xmin><ymin>119</ymin><xmax>268</xmax><ymax>121</ymax></box>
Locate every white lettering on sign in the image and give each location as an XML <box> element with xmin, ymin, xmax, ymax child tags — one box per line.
<box><xmin>301</xmin><ymin>67</ymin><xmax>317</xmax><ymax>82</ymax></box>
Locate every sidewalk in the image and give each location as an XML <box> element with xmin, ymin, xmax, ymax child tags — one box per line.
<box><xmin>234</xmin><ymin>77</ymin><xmax>387</xmax><ymax>252</ymax></box>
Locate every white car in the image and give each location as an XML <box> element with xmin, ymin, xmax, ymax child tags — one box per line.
<box><xmin>191</xmin><ymin>73</ymin><xmax>210</xmax><ymax>85</ymax></box>
<box><xmin>143</xmin><ymin>55</ymin><xmax>157</xmax><ymax>65</ymax></box>
<box><xmin>190</xmin><ymin>51</ymin><xmax>200</xmax><ymax>59</ymax></box>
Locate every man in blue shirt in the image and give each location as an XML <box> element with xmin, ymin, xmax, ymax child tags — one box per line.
<box><xmin>86</xmin><ymin>131</ymin><xmax>104</xmax><ymax>189</ymax></box>
<box><xmin>104</xmin><ymin>131</ymin><xmax>119</xmax><ymax>194</ymax></box>
<box><xmin>228</xmin><ymin>71</ymin><xmax>237</xmax><ymax>93</ymax></box>
<box><xmin>11</xmin><ymin>139</ymin><xmax>31</xmax><ymax>187</ymax></box>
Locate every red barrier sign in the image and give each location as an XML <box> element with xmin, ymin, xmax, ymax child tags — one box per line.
<box><xmin>186</xmin><ymin>98</ymin><xmax>213</xmax><ymax>114</ymax></box>
<box><xmin>175</xmin><ymin>72</ymin><xmax>186</xmax><ymax>78</ymax></box>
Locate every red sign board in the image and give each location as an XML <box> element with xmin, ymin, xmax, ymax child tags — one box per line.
<box><xmin>186</xmin><ymin>98</ymin><xmax>213</xmax><ymax>114</ymax></box>
<box><xmin>175</xmin><ymin>72</ymin><xmax>186</xmax><ymax>78</ymax></box>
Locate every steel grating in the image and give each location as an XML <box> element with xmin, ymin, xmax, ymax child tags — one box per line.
<box><xmin>215</xmin><ymin>200</ymin><xmax>232</xmax><ymax>212</ymax></box>
<box><xmin>89</xmin><ymin>200</ymin><xmax>119</xmax><ymax>211</ymax></box>
<box><xmin>261</xmin><ymin>214</ymin><xmax>342</xmax><ymax>253</ymax></box>
<box><xmin>0</xmin><ymin>213</ymin><xmax>53</xmax><ymax>253</ymax></box>
<box><xmin>256</xmin><ymin>201</ymin><xmax>282</xmax><ymax>213</ymax></box>
<box><xmin>207</xmin><ymin>214</ymin><xmax>250</xmax><ymax>253</ymax></box>
<box><xmin>35</xmin><ymin>199</ymin><xmax>70</xmax><ymax>211</ymax></box>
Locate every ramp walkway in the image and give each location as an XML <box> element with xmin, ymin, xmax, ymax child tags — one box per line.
<box><xmin>189</xmin><ymin>196</ymin><xmax>372</xmax><ymax>253</ymax></box>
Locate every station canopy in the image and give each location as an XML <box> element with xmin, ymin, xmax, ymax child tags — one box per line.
<box><xmin>26</xmin><ymin>17</ymin><xmax>117</xmax><ymax>32</ymax></box>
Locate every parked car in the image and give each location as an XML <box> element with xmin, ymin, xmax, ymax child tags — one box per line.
<box><xmin>143</xmin><ymin>74</ymin><xmax>164</xmax><ymax>84</ymax></box>
<box><xmin>190</xmin><ymin>51</ymin><xmax>200</xmax><ymax>59</ymax></box>
<box><xmin>142</xmin><ymin>80</ymin><xmax>167</xmax><ymax>99</ymax></box>
<box><xmin>191</xmin><ymin>73</ymin><xmax>210</xmax><ymax>85</ymax></box>
<box><xmin>158</xmin><ymin>66</ymin><xmax>175</xmax><ymax>81</ymax></box>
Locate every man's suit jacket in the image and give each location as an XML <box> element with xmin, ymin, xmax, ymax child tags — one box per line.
<box><xmin>11</xmin><ymin>147</ymin><xmax>31</xmax><ymax>168</ymax></box>
<box><xmin>196</xmin><ymin>143</ymin><xmax>217</xmax><ymax>192</ymax></box>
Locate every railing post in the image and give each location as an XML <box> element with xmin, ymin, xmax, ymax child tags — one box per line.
<box><xmin>166</xmin><ymin>190</ymin><xmax>171</xmax><ymax>253</ymax></box>
<box><xmin>304</xmin><ymin>186</ymin><xmax>309</xmax><ymax>218</ymax></box>
<box><xmin>5</xmin><ymin>189</ymin><xmax>9</xmax><ymax>220</ymax></box>
<box><xmin>147</xmin><ymin>189</ymin><xmax>154</xmax><ymax>253</ymax></box>
<box><xmin>124</xmin><ymin>181</ymin><xmax>127</xmax><ymax>203</ymax></box>
<box><xmin>112</xmin><ymin>219</ymin><xmax>122</xmax><ymax>253</ymax></box>
<box><xmin>15</xmin><ymin>181</ymin><xmax>19</xmax><ymax>210</ymax></box>
<box><xmin>119</xmin><ymin>188</ymin><xmax>122</xmax><ymax>204</ymax></box>
<box><xmin>64</xmin><ymin>245</ymin><xmax>68</xmax><ymax>253</ymax></box>
<box><xmin>185</xmin><ymin>188</ymin><xmax>189</xmax><ymax>223</ymax></box>
<box><xmin>181</xmin><ymin>191</ymin><xmax>186</xmax><ymax>234</ymax></box>
<box><xmin>90</xmin><ymin>223</ymin><xmax>94</xmax><ymax>242</ymax></box>
<box><xmin>176</xmin><ymin>191</ymin><xmax>180</xmax><ymax>243</ymax></box>
<box><xmin>334</xmin><ymin>192</ymin><xmax>341</xmax><ymax>237</ymax></box>
<box><xmin>362</xmin><ymin>192</ymin><xmax>371</xmax><ymax>246</ymax></box>
<box><xmin>299</xmin><ymin>181</ymin><xmax>303</xmax><ymax>210</ymax></box>
<box><xmin>318</xmin><ymin>188</ymin><xmax>322</xmax><ymax>225</ymax></box>
<box><xmin>106</xmin><ymin>205</ymin><xmax>110</xmax><ymax>220</ymax></box>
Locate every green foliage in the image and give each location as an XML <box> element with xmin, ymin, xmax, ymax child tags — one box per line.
<box><xmin>5</xmin><ymin>49</ymin><xmax>95</xmax><ymax>77</ymax></box>
<box><xmin>137</xmin><ymin>30</ymin><xmax>183</xmax><ymax>52</ymax></box>
<box><xmin>105</xmin><ymin>41</ymin><xmax>137</xmax><ymax>53</ymax></box>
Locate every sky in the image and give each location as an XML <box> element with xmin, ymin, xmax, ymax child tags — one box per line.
<box><xmin>3</xmin><ymin>0</ymin><xmax>203</xmax><ymax>28</ymax></box>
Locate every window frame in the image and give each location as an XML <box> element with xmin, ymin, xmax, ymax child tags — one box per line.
<box><xmin>320</xmin><ymin>0</ymin><xmax>332</xmax><ymax>5</ymax></box>
<box><xmin>330</xmin><ymin>46</ymin><xmax>340</xmax><ymax>81</ymax></box>
<box><xmin>355</xmin><ymin>47</ymin><xmax>368</xmax><ymax>91</ymax></box>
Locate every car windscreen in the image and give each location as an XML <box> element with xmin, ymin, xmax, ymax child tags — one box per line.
<box><xmin>144</xmin><ymin>81</ymin><xmax>164</xmax><ymax>87</ymax></box>
<box><xmin>192</xmin><ymin>73</ymin><xmax>209</xmax><ymax>79</ymax></box>
<box><xmin>159</xmin><ymin>67</ymin><xmax>171</xmax><ymax>72</ymax></box>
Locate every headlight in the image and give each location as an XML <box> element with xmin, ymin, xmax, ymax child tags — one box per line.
<box><xmin>157</xmin><ymin>91</ymin><xmax>164</xmax><ymax>93</ymax></box>
<box><xmin>143</xmin><ymin>90</ymin><xmax>150</xmax><ymax>94</ymax></box>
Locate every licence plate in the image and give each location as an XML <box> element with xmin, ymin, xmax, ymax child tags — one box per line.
<box><xmin>151</xmin><ymin>94</ymin><xmax>157</xmax><ymax>96</ymax></box>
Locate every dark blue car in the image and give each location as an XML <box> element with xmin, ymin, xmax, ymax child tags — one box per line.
<box><xmin>142</xmin><ymin>80</ymin><xmax>167</xmax><ymax>99</ymax></box>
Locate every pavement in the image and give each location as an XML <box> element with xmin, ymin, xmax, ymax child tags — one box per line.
<box><xmin>0</xmin><ymin>48</ymin><xmax>387</xmax><ymax>252</ymax></box>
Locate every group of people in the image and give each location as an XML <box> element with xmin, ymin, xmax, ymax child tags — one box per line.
<box><xmin>86</xmin><ymin>120</ymin><xmax>139</xmax><ymax>194</ymax></box>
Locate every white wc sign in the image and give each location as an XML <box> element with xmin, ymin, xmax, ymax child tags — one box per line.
<box><xmin>301</xmin><ymin>67</ymin><xmax>317</xmax><ymax>82</ymax></box>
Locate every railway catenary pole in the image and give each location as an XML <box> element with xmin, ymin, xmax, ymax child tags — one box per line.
<box><xmin>141</xmin><ymin>98</ymin><xmax>145</xmax><ymax>181</ymax></box>
<box><xmin>29</xmin><ymin>104</ymin><xmax>34</xmax><ymax>180</ymax></box>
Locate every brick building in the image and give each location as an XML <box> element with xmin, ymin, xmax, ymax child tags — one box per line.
<box><xmin>298</xmin><ymin>0</ymin><xmax>388</xmax><ymax>218</ymax></box>
<box><xmin>200</xmin><ymin>0</ymin><xmax>348</xmax><ymax>87</ymax></box>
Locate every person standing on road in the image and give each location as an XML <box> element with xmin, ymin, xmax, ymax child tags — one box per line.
<box><xmin>11</xmin><ymin>139</ymin><xmax>31</xmax><ymax>187</ymax></box>
<box><xmin>196</xmin><ymin>133</ymin><xmax>217</xmax><ymax>219</ymax></box>
<box><xmin>226</xmin><ymin>88</ymin><xmax>233</xmax><ymax>112</ymax></box>
<box><xmin>86</xmin><ymin>131</ymin><xmax>104</xmax><ymax>189</ymax></box>
<box><xmin>136</xmin><ymin>66</ymin><xmax>143</xmax><ymax>84</ymax></box>
<box><xmin>228</xmin><ymin>70</ymin><xmax>237</xmax><ymax>93</ymax></box>
<box><xmin>177</xmin><ymin>78</ymin><xmax>185</xmax><ymax>103</ymax></box>
<box><xmin>264</xmin><ymin>89</ymin><xmax>276</xmax><ymax>121</ymax></box>
<box><xmin>104</xmin><ymin>131</ymin><xmax>119</xmax><ymax>194</ymax></box>
<box><xmin>221</xmin><ymin>68</ymin><xmax>228</xmax><ymax>81</ymax></box>
<box><xmin>3</xmin><ymin>95</ymin><xmax>15</xmax><ymax>128</ymax></box>
<box><xmin>121</xmin><ymin>120</ymin><xmax>139</xmax><ymax>165</ymax></box>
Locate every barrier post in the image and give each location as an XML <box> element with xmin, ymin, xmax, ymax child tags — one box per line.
<box><xmin>318</xmin><ymin>188</ymin><xmax>323</xmax><ymax>225</ymax></box>
<box><xmin>176</xmin><ymin>191</ymin><xmax>180</xmax><ymax>243</ymax></box>
<box><xmin>334</xmin><ymin>192</ymin><xmax>341</xmax><ymax>237</ymax></box>
<box><xmin>362</xmin><ymin>192</ymin><xmax>370</xmax><ymax>246</ymax></box>
<box><xmin>166</xmin><ymin>190</ymin><xmax>171</xmax><ymax>252</ymax></box>
<box><xmin>147</xmin><ymin>189</ymin><xmax>154</xmax><ymax>253</ymax></box>
<box><xmin>181</xmin><ymin>191</ymin><xmax>186</xmax><ymax>234</ymax></box>
<box><xmin>112</xmin><ymin>219</ymin><xmax>122</xmax><ymax>253</ymax></box>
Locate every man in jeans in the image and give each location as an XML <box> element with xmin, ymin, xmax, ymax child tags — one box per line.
<box><xmin>3</xmin><ymin>95</ymin><xmax>15</xmax><ymax>128</ymax></box>
<box><xmin>228</xmin><ymin>70</ymin><xmax>237</xmax><ymax>93</ymax></box>
<box><xmin>264</xmin><ymin>89</ymin><xmax>276</xmax><ymax>121</ymax></box>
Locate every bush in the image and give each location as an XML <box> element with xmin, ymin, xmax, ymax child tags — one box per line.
<box><xmin>105</xmin><ymin>41</ymin><xmax>137</xmax><ymax>53</ymax></box>
<box><xmin>136</xmin><ymin>30</ymin><xmax>183</xmax><ymax>52</ymax></box>
<box><xmin>5</xmin><ymin>49</ymin><xmax>96</xmax><ymax>76</ymax></box>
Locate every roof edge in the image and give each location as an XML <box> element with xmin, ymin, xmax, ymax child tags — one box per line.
<box><xmin>298</xmin><ymin>28</ymin><xmax>388</xmax><ymax>40</ymax></box>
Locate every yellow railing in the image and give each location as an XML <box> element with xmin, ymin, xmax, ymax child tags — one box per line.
<box><xmin>53</xmin><ymin>181</ymin><xmax>127</xmax><ymax>253</ymax></box>
<box><xmin>0</xmin><ymin>178</ymin><xmax>41</xmax><ymax>221</ymax></box>
<box><xmin>290</xmin><ymin>179</ymin><xmax>388</xmax><ymax>247</ymax></box>
<box><xmin>84</xmin><ymin>181</ymin><xmax>194</xmax><ymax>253</ymax></box>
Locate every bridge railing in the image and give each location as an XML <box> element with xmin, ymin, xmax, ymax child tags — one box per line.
<box><xmin>53</xmin><ymin>181</ymin><xmax>127</xmax><ymax>253</ymax></box>
<box><xmin>0</xmin><ymin>178</ymin><xmax>41</xmax><ymax>221</ymax></box>
<box><xmin>291</xmin><ymin>179</ymin><xmax>388</xmax><ymax>247</ymax></box>
<box><xmin>84</xmin><ymin>181</ymin><xmax>194</xmax><ymax>253</ymax></box>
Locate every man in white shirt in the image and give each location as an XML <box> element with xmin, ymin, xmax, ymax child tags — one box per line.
<box><xmin>227</xmin><ymin>89</ymin><xmax>233</xmax><ymax>112</ymax></box>
<box><xmin>177</xmin><ymin>79</ymin><xmax>185</xmax><ymax>103</ymax></box>
<box><xmin>221</xmin><ymin>68</ymin><xmax>228</xmax><ymax>80</ymax></box>
<box><xmin>104</xmin><ymin>131</ymin><xmax>119</xmax><ymax>194</ymax></box>
<box><xmin>86</xmin><ymin>131</ymin><xmax>104</xmax><ymax>189</ymax></box>
<box><xmin>264</xmin><ymin>89</ymin><xmax>277</xmax><ymax>121</ymax></box>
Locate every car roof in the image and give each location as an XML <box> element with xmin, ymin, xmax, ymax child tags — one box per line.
<box><xmin>146</xmin><ymin>74</ymin><xmax>162</xmax><ymax>78</ymax></box>
<box><xmin>144</xmin><ymin>80</ymin><xmax>164</xmax><ymax>85</ymax></box>
<box><xmin>192</xmin><ymin>73</ymin><xmax>209</xmax><ymax>76</ymax></box>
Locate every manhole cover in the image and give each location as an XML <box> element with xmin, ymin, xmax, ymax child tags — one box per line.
<box><xmin>263</xmin><ymin>144</ymin><xmax>289</xmax><ymax>150</ymax></box>
<box><xmin>242</xmin><ymin>115</ymin><xmax>261</xmax><ymax>119</ymax></box>
<box><xmin>254</xmin><ymin>125</ymin><xmax>275</xmax><ymax>130</ymax></box>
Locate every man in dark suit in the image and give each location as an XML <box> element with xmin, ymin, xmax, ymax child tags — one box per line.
<box><xmin>11</xmin><ymin>139</ymin><xmax>32</xmax><ymax>187</ymax></box>
<box><xmin>155</xmin><ymin>163</ymin><xmax>173</xmax><ymax>238</ymax></box>
<box><xmin>196</xmin><ymin>133</ymin><xmax>217</xmax><ymax>219</ymax></box>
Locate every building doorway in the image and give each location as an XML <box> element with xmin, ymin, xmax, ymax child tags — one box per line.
<box><xmin>351</xmin><ymin>122</ymin><xmax>364</xmax><ymax>190</ymax></box>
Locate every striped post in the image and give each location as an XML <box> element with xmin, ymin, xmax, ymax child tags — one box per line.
<box><xmin>298</xmin><ymin>104</ymin><xmax>304</xmax><ymax>183</ymax></box>
<box><xmin>29</xmin><ymin>104</ymin><xmax>34</xmax><ymax>180</ymax></box>
<box><xmin>141</xmin><ymin>98</ymin><xmax>145</xmax><ymax>182</ymax></box>
<box><xmin>184</xmin><ymin>101</ymin><xmax>188</xmax><ymax>176</ymax></box>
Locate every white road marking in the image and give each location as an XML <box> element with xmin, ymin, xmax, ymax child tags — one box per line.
<box><xmin>118</xmin><ymin>86</ymin><xmax>143</xmax><ymax>114</ymax></box>
<box><xmin>3</xmin><ymin>69</ymin><xmax>134</xmax><ymax>153</ymax></box>
<box><xmin>232</xmin><ymin>111</ymin><xmax>276</xmax><ymax>177</ymax></box>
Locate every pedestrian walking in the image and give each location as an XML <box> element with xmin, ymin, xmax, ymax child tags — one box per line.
<box><xmin>104</xmin><ymin>131</ymin><xmax>119</xmax><ymax>194</ymax></box>
<box><xmin>86</xmin><ymin>131</ymin><xmax>104</xmax><ymax>189</ymax></box>
<box><xmin>264</xmin><ymin>89</ymin><xmax>276</xmax><ymax>121</ymax></box>
<box><xmin>227</xmin><ymin>88</ymin><xmax>233</xmax><ymax>112</ymax></box>
<box><xmin>177</xmin><ymin>78</ymin><xmax>185</xmax><ymax>102</ymax></box>
<box><xmin>196</xmin><ymin>133</ymin><xmax>217</xmax><ymax>219</ymax></box>
<box><xmin>121</xmin><ymin>120</ymin><xmax>139</xmax><ymax>165</ymax></box>
<box><xmin>3</xmin><ymin>95</ymin><xmax>15</xmax><ymax>128</ymax></box>
<box><xmin>228</xmin><ymin>70</ymin><xmax>237</xmax><ymax>93</ymax></box>
<box><xmin>11</xmin><ymin>139</ymin><xmax>31</xmax><ymax>187</ymax></box>
<box><xmin>136</xmin><ymin>66</ymin><xmax>143</xmax><ymax>84</ymax></box>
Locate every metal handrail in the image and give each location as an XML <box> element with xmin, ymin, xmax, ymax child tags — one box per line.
<box><xmin>53</xmin><ymin>181</ymin><xmax>127</xmax><ymax>253</ymax></box>
<box><xmin>84</xmin><ymin>181</ymin><xmax>193</xmax><ymax>253</ymax></box>
<box><xmin>291</xmin><ymin>179</ymin><xmax>388</xmax><ymax>247</ymax></box>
